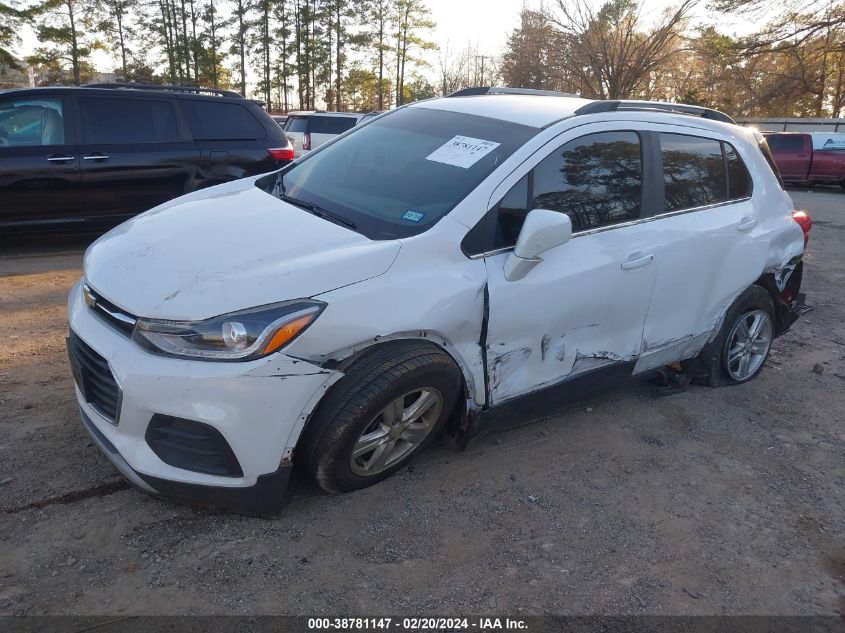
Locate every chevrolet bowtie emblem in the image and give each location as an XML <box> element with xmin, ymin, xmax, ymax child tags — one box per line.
<box><xmin>82</xmin><ymin>284</ymin><xmax>97</xmax><ymax>308</ymax></box>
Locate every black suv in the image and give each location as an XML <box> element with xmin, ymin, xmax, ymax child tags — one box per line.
<box><xmin>0</xmin><ymin>83</ymin><xmax>293</xmax><ymax>235</ymax></box>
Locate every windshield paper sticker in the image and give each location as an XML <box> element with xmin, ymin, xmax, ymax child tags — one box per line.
<box><xmin>425</xmin><ymin>135</ymin><xmax>501</xmax><ymax>169</ymax></box>
<box><xmin>402</xmin><ymin>210</ymin><xmax>425</xmax><ymax>222</ymax></box>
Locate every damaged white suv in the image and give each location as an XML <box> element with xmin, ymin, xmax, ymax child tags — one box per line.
<box><xmin>68</xmin><ymin>87</ymin><xmax>810</xmax><ymax>515</ymax></box>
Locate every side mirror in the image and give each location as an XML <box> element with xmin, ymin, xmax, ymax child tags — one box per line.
<box><xmin>504</xmin><ymin>209</ymin><xmax>572</xmax><ymax>281</ymax></box>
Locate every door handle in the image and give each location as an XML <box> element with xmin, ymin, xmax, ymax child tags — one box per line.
<box><xmin>621</xmin><ymin>253</ymin><xmax>654</xmax><ymax>270</ymax></box>
<box><xmin>83</xmin><ymin>154</ymin><xmax>110</xmax><ymax>161</ymax></box>
<box><xmin>737</xmin><ymin>216</ymin><xmax>757</xmax><ymax>231</ymax></box>
<box><xmin>47</xmin><ymin>155</ymin><xmax>75</xmax><ymax>162</ymax></box>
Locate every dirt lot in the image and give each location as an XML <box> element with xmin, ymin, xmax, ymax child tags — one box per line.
<box><xmin>1</xmin><ymin>190</ymin><xmax>844</xmax><ymax>616</ymax></box>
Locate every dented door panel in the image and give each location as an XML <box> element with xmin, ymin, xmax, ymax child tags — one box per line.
<box><xmin>635</xmin><ymin>199</ymin><xmax>760</xmax><ymax>373</ymax></box>
<box><xmin>483</xmin><ymin>224</ymin><xmax>658</xmax><ymax>406</ymax></box>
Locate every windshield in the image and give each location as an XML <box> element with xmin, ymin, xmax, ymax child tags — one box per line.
<box><xmin>268</xmin><ymin>107</ymin><xmax>537</xmax><ymax>239</ymax></box>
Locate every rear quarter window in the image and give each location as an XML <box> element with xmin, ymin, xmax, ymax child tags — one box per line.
<box><xmin>182</xmin><ymin>100</ymin><xmax>266</xmax><ymax>140</ymax></box>
<box><xmin>757</xmin><ymin>138</ymin><xmax>784</xmax><ymax>186</ymax></box>
<box><xmin>725</xmin><ymin>142</ymin><xmax>752</xmax><ymax>199</ymax></box>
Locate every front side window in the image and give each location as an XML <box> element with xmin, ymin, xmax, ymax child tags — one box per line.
<box><xmin>532</xmin><ymin>131</ymin><xmax>642</xmax><ymax>232</ymax></box>
<box><xmin>661</xmin><ymin>133</ymin><xmax>726</xmax><ymax>211</ymax></box>
<box><xmin>476</xmin><ymin>131</ymin><xmax>642</xmax><ymax>252</ymax></box>
<box><xmin>269</xmin><ymin>107</ymin><xmax>537</xmax><ymax>240</ymax></box>
<box><xmin>0</xmin><ymin>97</ymin><xmax>65</xmax><ymax>147</ymax></box>
<box><xmin>79</xmin><ymin>98</ymin><xmax>179</xmax><ymax>144</ymax></box>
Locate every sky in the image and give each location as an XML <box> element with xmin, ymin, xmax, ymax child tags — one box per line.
<box><xmin>424</xmin><ymin>0</ymin><xmax>524</xmax><ymax>58</ymax></box>
<box><xmin>16</xmin><ymin>0</ymin><xmax>754</xmax><ymax>88</ymax></box>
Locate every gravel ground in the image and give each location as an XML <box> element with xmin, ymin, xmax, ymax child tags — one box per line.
<box><xmin>0</xmin><ymin>190</ymin><xmax>843</xmax><ymax>616</ymax></box>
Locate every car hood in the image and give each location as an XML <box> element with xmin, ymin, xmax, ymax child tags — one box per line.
<box><xmin>83</xmin><ymin>180</ymin><xmax>400</xmax><ymax>320</ymax></box>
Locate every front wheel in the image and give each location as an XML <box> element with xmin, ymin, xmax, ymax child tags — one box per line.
<box><xmin>298</xmin><ymin>341</ymin><xmax>462</xmax><ymax>493</ymax></box>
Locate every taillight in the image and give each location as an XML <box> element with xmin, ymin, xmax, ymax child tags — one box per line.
<box><xmin>791</xmin><ymin>210</ymin><xmax>812</xmax><ymax>247</ymax></box>
<box><xmin>268</xmin><ymin>147</ymin><xmax>295</xmax><ymax>161</ymax></box>
<box><xmin>302</xmin><ymin>132</ymin><xmax>311</xmax><ymax>151</ymax></box>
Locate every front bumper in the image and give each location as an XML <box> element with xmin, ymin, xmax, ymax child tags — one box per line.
<box><xmin>68</xmin><ymin>280</ymin><xmax>340</xmax><ymax>514</ymax></box>
<box><xmin>79</xmin><ymin>407</ymin><xmax>292</xmax><ymax>515</ymax></box>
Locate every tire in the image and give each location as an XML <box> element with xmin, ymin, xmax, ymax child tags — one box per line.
<box><xmin>701</xmin><ymin>285</ymin><xmax>775</xmax><ymax>387</ymax></box>
<box><xmin>298</xmin><ymin>341</ymin><xmax>462</xmax><ymax>493</ymax></box>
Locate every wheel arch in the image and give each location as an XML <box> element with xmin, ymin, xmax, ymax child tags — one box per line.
<box><xmin>753</xmin><ymin>257</ymin><xmax>803</xmax><ymax>336</ymax></box>
<box><xmin>291</xmin><ymin>333</ymin><xmax>479</xmax><ymax>458</ymax></box>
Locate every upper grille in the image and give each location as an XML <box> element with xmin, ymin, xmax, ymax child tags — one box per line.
<box><xmin>82</xmin><ymin>283</ymin><xmax>137</xmax><ymax>336</ymax></box>
<box><xmin>67</xmin><ymin>331</ymin><xmax>122</xmax><ymax>423</ymax></box>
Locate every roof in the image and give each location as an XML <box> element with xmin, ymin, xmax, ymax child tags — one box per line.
<box><xmin>287</xmin><ymin>110</ymin><xmax>360</xmax><ymax>117</ymax></box>
<box><xmin>1</xmin><ymin>85</ymin><xmax>247</xmax><ymax>102</ymax></box>
<box><xmin>410</xmin><ymin>94</ymin><xmax>593</xmax><ymax>128</ymax></box>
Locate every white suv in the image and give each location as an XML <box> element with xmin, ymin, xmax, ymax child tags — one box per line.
<box><xmin>283</xmin><ymin>111</ymin><xmax>360</xmax><ymax>157</ymax></box>
<box><xmin>68</xmin><ymin>88</ymin><xmax>809</xmax><ymax>515</ymax></box>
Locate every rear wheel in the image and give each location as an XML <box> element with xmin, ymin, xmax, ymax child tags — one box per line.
<box><xmin>298</xmin><ymin>341</ymin><xmax>462</xmax><ymax>493</ymax></box>
<box><xmin>701</xmin><ymin>286</ymin><xmax>775</xmax><ymax>386</ymax></box>
<box><xmin>722</xmin><ymin>308</ymin><xmax>773</xmax><ymax>382</ymax></box>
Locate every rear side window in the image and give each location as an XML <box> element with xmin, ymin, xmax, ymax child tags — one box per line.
<box><xmin>79</xmin><ymin>98</ymin><xmax>178</xmax><ymax>144</ymax></box>
<box><xmin>766</xmin><ymin>135</ymin><xmax>803</xmax><ymax>152</ymax></box>
<box><xmin>0</xmin><ymin>97</ymin><xmax>65</xmax><ymax>146</ymax></box>
<box><xmin>531</xmin><ymin>131</ymin><xmax>642</xmax><ymax>232</ymax></box>
<box><xmin>307</xmin><ymin>115</ymin><xmax>357</xmax><ymax>135</ymax></box>
<box><xmin>725</xmin><ymin>143</ymin><xmax>752</xmax><ymax>199</ymax></box>
<box><xmin>182</xmin><ymin>100</ymin><xmax>266</xmax><ymax>140</ymax></box>
<box><xmin>661</xmin><ymin>133</ymin><xmax>726</xmax><ymax>211</ymax></box>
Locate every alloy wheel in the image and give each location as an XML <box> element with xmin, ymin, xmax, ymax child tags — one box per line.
<box><xmin>724</xmin><ymin>309</ymin><xmax>773</xmax><ymax>381</ymax></box>
<box><xmin>349</xmin><ymin>388</ymin><xmax>443</xmax><ymax>476</ymax></box>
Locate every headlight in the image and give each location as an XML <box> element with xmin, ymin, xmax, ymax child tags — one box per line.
<box><xmin>132</xmin><ymin>300</ymin><xmax>325</xmax><ymax>361</ymax></box>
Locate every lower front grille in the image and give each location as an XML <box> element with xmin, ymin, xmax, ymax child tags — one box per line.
<box><xmin>67</xmin><ymin>331</ymin><xmax>121</xmax><ymax>423</ymax></box>
<box><xmin>145</xmin><ymin>415</ymin><xmax>243</xmax><ymax>477</ymax></box>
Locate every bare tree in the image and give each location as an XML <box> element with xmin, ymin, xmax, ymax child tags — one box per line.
<box><xmin>549</xmin><ymin>0</ymin><xmax>698</xmax><ymax>99</ymax></box>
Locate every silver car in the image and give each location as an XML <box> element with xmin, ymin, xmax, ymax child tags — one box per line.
<box><xmin>284</xmin><ymin>111</ymin><xmax>360</xmax><ymax>157</ymax></box>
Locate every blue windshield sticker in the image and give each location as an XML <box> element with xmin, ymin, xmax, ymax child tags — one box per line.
<box><xmin>402</xmin><ymin>210</ymin><xmax>425</xmax><ymax>223</ymax></box>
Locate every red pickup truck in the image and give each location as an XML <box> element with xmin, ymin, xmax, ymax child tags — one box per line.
<box><xmin>765</xmin><ymin>132</ymin><xmax>845</xmax><ymax>187</ymax></box>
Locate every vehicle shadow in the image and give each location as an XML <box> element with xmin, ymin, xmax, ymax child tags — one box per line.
<box><xmin>0</xmin><ymin>235</ymin><xmax>92</xmax><ymax>276</ymax></box>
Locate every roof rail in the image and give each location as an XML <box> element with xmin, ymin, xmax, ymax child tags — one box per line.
<box><xmin>448</xmin><ymin>86</ymin><xmax>580</xmax><ymax>98</ymax></box>
<box><xmin>575</xmin><ymin>100</ymin><xmax>735</xmax><ymax>124</ymax></box>
<box><xmin>84</xmin><ymin>82</ymin><xmax>244</xmax><ymax>98</ymax></box>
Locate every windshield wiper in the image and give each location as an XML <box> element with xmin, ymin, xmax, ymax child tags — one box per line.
<box><xmin>279</xmin><ymin>193</ymin><xmax>357</xmax><ymax>229</ymax></box>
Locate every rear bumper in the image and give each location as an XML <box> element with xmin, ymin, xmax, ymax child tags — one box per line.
<box><xmin>80</xmin><ymin>407</ymin><xmax>292</xmax><ymax>516</ymax></box>
<box><xmin>773</xmin><ymin>259</ymin><xmax>804</xmax><ymax>336</ymax></box>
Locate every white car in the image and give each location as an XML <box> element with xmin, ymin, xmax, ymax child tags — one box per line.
<box><xmin>283</xmin><ymin>111</ymin><xmax>360</xmax><ymax>157</ymax></box>
<box><xmin>68</xmin><ymin>88</ymin><xmax>809</xmax><ymax>515</ymax></box>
